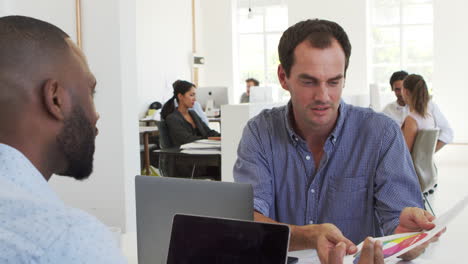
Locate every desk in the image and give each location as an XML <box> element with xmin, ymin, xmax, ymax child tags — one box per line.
<box><xmin>207</xmin><ymin>117</ymin><xmax>221</xmax><ymax>124</ymax></box>
<box><xmin>122</xmin><ymin>195</ymin><xmax>468</xmax><ymax>263</ymax></box>
<box><xmin>139</xmin><ymin>117</ymin><xmax>159</xmax><ymax>126</ymax></box>
<box><xmin>155</xmin><ymin>147</ymin><xmax>221</xmax><ymax>180</ymax></box>
<box><xmin>139</xmin><ymin>126</ymin><xmax>158</xmax><ymax>175</ymax></box>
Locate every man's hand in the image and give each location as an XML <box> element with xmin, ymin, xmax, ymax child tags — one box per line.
<box><xmin>394</xmin><ymin>207</ymin><xmax>445</xmax><ymax>261</ymax></box>
<box><xmin>254</xmin><ymin>212</ymin><xmax>356</xmax><ymax>263</ymax></box>
<box><xmin>308</xmin><ymin>223</ymin><xmax>357</xmax><ymax>264</ymax></box>
<box><xmin>329</xmin><ymin>237</ymin><xmax>383</xmax><ymax>264</ymax></box>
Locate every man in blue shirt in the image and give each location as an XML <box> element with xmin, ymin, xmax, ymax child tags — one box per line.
<box><xmin>234</xmin><ymin>19</ymin><xmax>440</xmax><ymax>263</ymax></box>
<box><xmin>0</xmin><ymin>16</ymin><xmax>126</xmax><ymax>263</ymax></box>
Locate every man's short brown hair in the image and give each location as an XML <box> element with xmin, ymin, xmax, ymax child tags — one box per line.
<box><xmin>278</xmin><ymin>19</ymin><xmax>352</xmax><ymax>77</ymax></box>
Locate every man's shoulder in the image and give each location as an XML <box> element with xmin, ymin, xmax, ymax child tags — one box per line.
<box><xmin>45</xmin><ymin>207</ymin><xmax>124</xmax><ymax>263</ymax></box>
<box><xmin>0</xmin><ymin>196</ymin><xmax>98</xmax><ymax>260</ymax></box>
<box><xmin>0</xmin><ymin>193</ymin><xmax>118</xmax><ymax>261</ymax></box>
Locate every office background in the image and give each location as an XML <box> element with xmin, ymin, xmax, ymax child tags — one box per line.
<box><xmin>0</xmin><ymin>0</ymin><xmax>467</xmax><ymax>237</ymax></box>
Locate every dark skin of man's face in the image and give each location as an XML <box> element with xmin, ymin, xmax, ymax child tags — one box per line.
<box><xmin>55</xmin><ymin>39</ymin><xmax>99</xmax><ymax>180</ymax></box>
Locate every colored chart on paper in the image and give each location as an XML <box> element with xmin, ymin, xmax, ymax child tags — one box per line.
<box><xmin>381</xmin><ymin>232</ymin><xmax>427</xmax><ymax>257</ymax></box>
<box><xmin>353</xmin><ymin>233</ymin><xmax>427</xmax><ymax>263</ymax></box>
<box><xmin>345</xmin><ymin>194</ymin><xmax>468</xmax><ymax>264</ymax></box>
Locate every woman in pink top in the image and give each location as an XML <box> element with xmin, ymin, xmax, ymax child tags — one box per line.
<box><xmin>401</xmin><ymin>74</ymin><xmax>436</xmax><ymax>152</ymax></box>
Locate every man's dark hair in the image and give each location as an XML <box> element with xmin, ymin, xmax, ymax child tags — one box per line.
<box><xmin>389</xmin><ymin>70</ymin><xmax>409</xmax><ymax>90</ymax></box>
<box><xmin>278</xmin><ymin>19</ymin><xmax>351</xmax><ymax>77</ymax></box>
<box><xmin>0</xmin><ymin>15</ymin><xmax>70</xmax><ymax>79</ymax></box>
<box><xmin>0</xmin><ymin>15</ymin><xmax>71</xmax><ymax>120</ymax></box>
<box><xmin>245</xmin><ymin>78</ymin><xmax>259</xmax><ymax>86</ymax></box>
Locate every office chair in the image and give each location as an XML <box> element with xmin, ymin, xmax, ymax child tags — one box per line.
<box><xmin>156</xmin><ymin>119</ymin><xmax>175</xmax><ymax>177</ymax></box>
<box><xmin>156</xmin><ymin>119</ymin><xmax>173</xmax><ymax>149</ymax></box>
<box><xmin>411</xmin><ymin>129</ymin><xmax>439</xmax><ymax>216</ymax></box>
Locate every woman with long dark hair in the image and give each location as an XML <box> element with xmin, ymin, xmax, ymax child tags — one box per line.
<box><xmin>401</xmin><ymin>74</ymin><xmax>436</xmax><ymax>152</ymax></box>
<box><xmin>161</xmin><ymin>80</ymin><xmax>220</xmax><ymax>147</ymax></box>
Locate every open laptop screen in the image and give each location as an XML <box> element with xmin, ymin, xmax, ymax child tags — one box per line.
<box><xmin>167</xmin><ymin>214</ymin><xmax>290</xmax><ymax>264</ymax></box>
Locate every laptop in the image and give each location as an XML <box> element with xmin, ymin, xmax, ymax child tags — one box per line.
<box><xmin>167</xmin><ymin>214</ymin><xmax>291</xmax><ymax>264</ymax></box>
<box><xmin>135</xmin><ymin>176</ymin><xmax>253</xmax><ymax>264</ymax></box>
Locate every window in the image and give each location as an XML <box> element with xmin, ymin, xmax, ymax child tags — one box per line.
<box><xmin>236</xmin><ymin>3</ymin><xmax>288</xmax><ymax>101</ymax></box>
<box><xmin>370</xmin><ymin>0</ymin><xmax>433</xmax><ymax>92</ymax></box>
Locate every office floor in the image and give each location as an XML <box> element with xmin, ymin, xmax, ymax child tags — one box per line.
<box><xmin>429</xmin><ymin>144</ymin><xmax>468</xmax><ymax>214</ymax></box>
<box><xmin>402</xmin><ymin>144</ymin><xmax>468</xmax><ymax>263</ymax></box>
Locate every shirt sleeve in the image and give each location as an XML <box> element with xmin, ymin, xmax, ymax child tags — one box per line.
<box><xmin>431</xmin><ymin>102</ymin><xmax>454</xmax><ymax>144</ymax></box>
<box><xmin>233</xmin><ymin>120</ymin><xmax>273</xmax><ymax>217</ymax></box>
<box><xmin>39</xmin><ymin>211</ymin><xmax>127</xmax><ymax>264</ymax></box>
<box><xmin>374</xmin><ymin>121</ymin><xmax>424</xmax><ymax>235</ymax></box>
<box><xmin>192</xmin><ymin>102</ymin><xmax>210</xmax><ymax>127</ymax></box>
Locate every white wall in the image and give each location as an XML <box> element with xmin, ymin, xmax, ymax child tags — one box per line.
<box><xmin>287</xmin><ymin>0</ymin><xmax>369</xmax><ymax>97</ymax></box>
<box><xmin>433</xmin><ymin>0</ymin><xmax>467</xmax><ymax>143</ymax></box>
<box><xmin>136</xmin><ymin>0</ymin><xmax>193</xmax><ymax>117</ymax></box>
<box><xmin>4</xmin><ymin>0</ymin><xmax>140</xmax><ymax>233</ymax></box>
<box><xmin>197</xmin><ymin>0</ymin><xmax>237</xmax><ymax>104</ymax></box>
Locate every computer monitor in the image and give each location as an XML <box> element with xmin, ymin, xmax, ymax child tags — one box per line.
<box><xmin>250</xmin><ymin>86</ymin><xmax>273</xmax><ymax>103</ymax></box>
<box><xmin>135</xmin><ymin>176</ymin><xmax>253</xmax><ymax>264</ymax></box>
<box><xmin>196</xmin><ymin>86</ymin><xmax>229</xmax><ymax>110</ymax></box>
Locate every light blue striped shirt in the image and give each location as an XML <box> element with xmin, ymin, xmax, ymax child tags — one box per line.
<box><xmin>0</xmin><ymin>144</ymin><xmax>126</xmax><ymax>264</ymax></box>
<box><xmin>234</xmin><ymin>101</ymin><xmax>424</xmax><ymax>244</ymax></box>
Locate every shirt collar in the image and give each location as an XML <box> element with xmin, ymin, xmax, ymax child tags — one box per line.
<box><xmin>283</xmin><ymin>100</ymin><xmax>347</xmax><ymax>146</ymax></box>
<box><xmin>283</xmin><ymin>101</ymin><xmax>301</xmax><ymax>146</ymax></box>
<box><xmin>0</xmin><ymin>143</ymin><xmax>62</xmax><ymax>204</ymax></box>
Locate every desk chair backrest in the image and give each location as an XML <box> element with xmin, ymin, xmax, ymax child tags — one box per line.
<box><xmin>157</xmin><ymin>119</ymin><xmax>173</xmax><ymax>149</ymax></box>
<box><xmin>411</xmin><ymin>129</ymin><xmax>439</xmax><ymax>193</ymax></box>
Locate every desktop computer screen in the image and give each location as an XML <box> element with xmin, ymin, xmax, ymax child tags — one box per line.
<box><xmin>196</xmin><ymin>86</ymin><xmax>229</xmax><ymax>110</ymax></box>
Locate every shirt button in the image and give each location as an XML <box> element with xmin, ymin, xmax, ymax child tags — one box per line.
<box><xmin>306</xmin><ymin>155</ymin><xmax>311</xmax><ymax>160</ymax></box>
<box><xmin>310</xmin><ymin>189</ymin><xmax>315</xmax><ymax>193</ymax></box>
<box><xmin>309</xmin><ymin>220</ymin><xmax>314</xmax><ymax>224</ymax></box>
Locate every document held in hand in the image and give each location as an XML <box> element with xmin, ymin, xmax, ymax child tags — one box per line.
<box><xmin>345</xmin><ymin>195</ymin><xmax>468</xmax><ymax>263</ymax></box>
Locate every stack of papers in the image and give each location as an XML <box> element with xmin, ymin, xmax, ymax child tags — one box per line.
<box><xmin>180</xmin><ymin>139</ymin><xmax>221</xmax><ymax>154</ymax></box>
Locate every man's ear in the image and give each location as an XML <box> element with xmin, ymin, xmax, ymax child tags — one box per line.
<box><xmin>277</xmin><ymin>64</ymin><xmax>289</xmax><ymax>91</ymax></box>
<box><xmin>41</xmin><ymin>79</ymin><xmax>66</xmax><ymax>121</ymax></box>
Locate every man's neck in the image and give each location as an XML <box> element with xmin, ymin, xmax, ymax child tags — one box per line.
<box><xmin>290</xmin><ymin>108</ymin><xmax>337</xmax><ymax>149</ymax></box>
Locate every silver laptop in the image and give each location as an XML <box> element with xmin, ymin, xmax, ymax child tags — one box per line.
<box><xmin>167</xmin><ymin>214</ymin><xmax>291</xmax><ymax>264</ymax></box>
<box><xmin>135</xmin><ymin>176</ymin><xmax>253</xmax><ymax>264</ymax></box>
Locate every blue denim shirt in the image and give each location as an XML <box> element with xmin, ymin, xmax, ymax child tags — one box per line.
<box><xmin>234</xmin><ymin>101</ymin><xmax>423</xmax><ymax>244</ymax></box>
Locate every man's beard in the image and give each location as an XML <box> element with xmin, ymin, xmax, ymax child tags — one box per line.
<box><xmin>56</xmin><ymin>105</ymin><xmax>96</xmax><ymax>180</ymax></box>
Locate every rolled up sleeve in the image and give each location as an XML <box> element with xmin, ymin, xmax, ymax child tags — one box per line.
<box><xmin>432</xmin><ymin>102</ymin><xmax>454</xmax><ymax>144</ymax></box>
<box><xmin>233</xmin><ymin>121</ymin><xmax>273</xmax><ymax>217</ymax></box>
<box><xmin>374</xmin><ymin>122</ymin><xmax>424</xmax><ymax>235</ymax></box>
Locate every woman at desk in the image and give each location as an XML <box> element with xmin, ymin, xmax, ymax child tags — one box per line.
<box><xmin>161</xmin><ymin>80</ymin><xmax>220</xmax><ymax>147</ymax></box>
<box><xmin>401</xmin><ymin>74</ymin><xmax>436</xmax><ymax>152</ymax></box>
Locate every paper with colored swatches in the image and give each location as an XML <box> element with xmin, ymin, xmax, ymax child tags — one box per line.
<box><xmin>343</xmin><ymin>194</ymin><xmax>468</xmax><ymax>264</ymax></box>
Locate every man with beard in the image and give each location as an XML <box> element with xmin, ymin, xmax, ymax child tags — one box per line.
<box><xmin>0</xmin><ymin>16</ymin><xmax>126</xmax><ymax>263</ymax></box>
<box><xmin>234</xmin><ymin>19</ymin><xmax>442</xmax><ymax>263</ymax></box>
